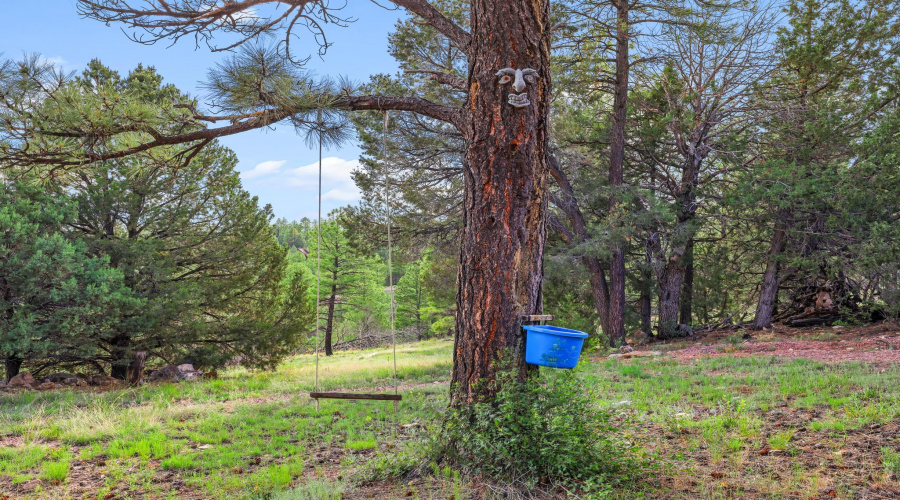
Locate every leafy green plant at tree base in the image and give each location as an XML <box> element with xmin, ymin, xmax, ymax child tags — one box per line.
<box><xmin>437</xmin><ymin>366</ymin><xmax>643</xmax><ymax>494</ymax></box>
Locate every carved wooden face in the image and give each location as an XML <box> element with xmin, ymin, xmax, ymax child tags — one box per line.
<box><xmin>495</xmin><ymin>68</ymin><xmax>539</xmax><ymax>108</ymax></box>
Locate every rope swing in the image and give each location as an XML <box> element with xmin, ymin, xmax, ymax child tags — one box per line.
<box><xmin>310</xmin><ymin>110</ymin><xmax>401</xmax><ymax>405</ymax></box>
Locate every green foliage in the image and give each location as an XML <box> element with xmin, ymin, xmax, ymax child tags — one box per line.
<box><xmin>543</xmin><ymin>256</ymin><xmax>602</xmax><ymax>339</ymax></box>
<box><xmin>61</xmin><ymin>64</ymin><xmax>314</xmax><ymax>373</ymax></box>
<box><xmin>0</xmin><ymin>182</ymin><xmax>141</xmax><ymax>379</ymax></box>
<box><xmin>1</xmin><ymin>60</ymin><xmax>315</xmax><ymax>376</ymax></box>
<box><xmin>304</xmin><ymin>214</ymin><xmax>388</xmax><ymax>344</ymax></box>
<box><xmin>439</xmin><ymin>367</ymin><xmax>639</xmax><ymax>492</ymax></box>
<box><xmin>274</xmin><ymin>218</ymin><xmax>313</xmax><ymax>250</ymax></box>
<box><xmin>40</xmin><ymin>459</ymin><xmax>70</xmax><ymax>483</ymax></box>
<box><xmin>882</xmin><ymin>447</ymin><xmax>900</xmax><ymax>477</ymax></box>
<box><xmin>394</xmin><ymin>251</ymin><xmax>456</xmax><ymax>339</ymax></box>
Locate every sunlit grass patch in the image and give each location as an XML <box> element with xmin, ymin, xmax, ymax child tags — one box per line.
<box><xmin>0</xmin><ymin>444</ymin><xmax>49</xmax><ymax>478</ymax></box>
<box><xmin>882</xmin><ymin>447</ymin><xmax>900</xmax><ymax>477</ymax></box>
<box><xmin>40</xmin><ymin>449</ymin><xmax>71</xmax><ymax>483</ymax></box>
<box><xmin>768</xmin><ymin>430</ymin><xmax>796</xmax><ymax>450</ymax></box>
<box><xmin>161</xmin><ymin>454</ymin><xmax>196</xmax><ymax>470</ymax></box>
<box><xmin>271</xmin><ymin>478</ymin><xmax>346</xmax><ymax>499</ymax></box>
<box><xmin>346</xmin><ymin>439</ymin><xmax>377</xmax><ymax>450</ymax></box>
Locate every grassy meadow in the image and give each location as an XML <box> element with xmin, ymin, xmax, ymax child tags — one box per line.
<box><xmin>1</xmin><ymin>338</ymin><xmax>900</xmax><ymax>499</ymax></box>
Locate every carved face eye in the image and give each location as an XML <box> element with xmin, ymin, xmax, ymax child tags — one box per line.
<box><xmin>524</xmin><ymin>75</ymin><xmax>535</xmax><ymax>84</ymax></box>
<box><xmin>498</xmin><ymin>75</ymin><xmax>511</xmax><ymax>84</ymax></box>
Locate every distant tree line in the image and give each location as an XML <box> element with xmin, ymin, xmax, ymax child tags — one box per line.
<box><xmin>297</xmin><ymin>210</ymin><xmax>457</xmax><ymax>356</ymax></box>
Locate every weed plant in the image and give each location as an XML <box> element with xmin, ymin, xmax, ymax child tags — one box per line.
<box><xmin>437</xmin><ymin>366</ymin><xmax>642</xmax><ymax>494</ymax></box>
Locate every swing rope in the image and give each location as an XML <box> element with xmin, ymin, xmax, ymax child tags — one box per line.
<box><xmin>314</xmin><ymin>108</ymin><xmax>323</xmax><ymax>411</ymax></box>
<box><xmin>383</xmin><ymin>110</ymin><xmax>399</xmax><ymax>397</ymax></box>
<box><xmin>311</xmin><ymin>109</ymin><xmax>401</xmax><ymax>406</ymax></box>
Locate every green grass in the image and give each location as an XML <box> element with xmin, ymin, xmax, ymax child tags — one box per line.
<box><xmin>2</xmin><ymin>337</ymin><xmax>900</xmax><ymax>499</ymax></box>
<box><xmin>883</xmin><ymin>447</ymin><xmax>900</xmax><ymax>477</ymax></box>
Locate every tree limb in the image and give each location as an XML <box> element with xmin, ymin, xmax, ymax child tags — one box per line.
<box><xmin>391</xmin><ymin>0</ymin><xmax>471</xmax><ymax>54</ymax></box>
<box><xmin>336</xmin><ymin>95</ymin><xmax>465</xmax><ymax>132</ymax></box>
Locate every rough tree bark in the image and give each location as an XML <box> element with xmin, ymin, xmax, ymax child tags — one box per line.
<box><xmin>656</xmin><ymin>253</ymin><xmax>686</xmax><ymax>337</ymax></box>
<box><xmin>640</xmin><ymin>237</ymin><xmax>654</xmax><ymax>336</ymax></box>
<box><xmin>125</xmin><ymin>351</ymin><xmax>147</xmax><ymax>386</ymax></box>
<box><xmin>607</xmin><ymin>0</ymin><xmax>630</xmax><ymax>348</ymax></box>
<box><xmin>4</xmin><ymin>355</ymin><xmax>22</xmax><ymax>382</ymax></box>
<box><xmin>109</xmin><ymin>335</ymin><xmax>131</xmax><ymax>380</ymax></box>
<box><xmin>548</xmin><ymin>155</ymin><xmax>613</xmax><ymax>338</ymax></box>
<box><xmin>451</xmin><ymin>0</ymin><xmax>551</xmax><ymax>404</ymax></box>
<box><xmin>325</xmin><ymin>280</ymin><xmax>337</xmax><ymax>357</ymax></box>
<box><xmin>752</xmin><ymin>224</ymin><xmax>787</xmax><ymax>329</ymax></box>
<box><xmin>680</xmin><ymin>238</ymin><xmax>695</xmax><ymax>326</ymax></box>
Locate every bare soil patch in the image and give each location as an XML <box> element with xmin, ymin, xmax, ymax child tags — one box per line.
<box><xmin>650</xmin><ymin>322</ymin><xmax>900</xmax><ymax>367</ymax></box>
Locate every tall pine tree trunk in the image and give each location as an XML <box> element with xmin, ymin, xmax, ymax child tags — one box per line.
<box><xmin>547</xmin><ymin>155</ymin><xmax>612</xmax><ymax>338</ymax></box>
<box><xmin>640</xmin><ymin>235</ymin><xmax>655</xmax><ymax>336</ymax></box>
<box><xmin>607</xmin><ymin>0</ymin><xmax>630</xmax><ymax>348</ymax></box>
<box><xmin>680</xmin><ymin>238</ymin><xmax>695</xmax><ymax>326</ymax></box>
<box><xmin>585</xmin><ymin>256</ymin><xmax>613</xmax><ymax>337</ymax></box>
<box><xmin>109</xmin><ymin>335</ymin><xmax>131</xmax><ymax>380</ymax></box>
<box><xmin>325</xmin><ymin>285</ymin><xmax>337</xmax><ymax>356</ymax></box>
<box><xmin>753</xmin><ymin>224</ymin><xmax>787</xmax><ymax>329</ymax></box>
<box><xmin>656</xmin><ymin>258</ymin><xmax>686</xmax><ymax>338</ymax></box>
<box><xmin>4</xmin><ymin>355</ymin><xmax>22</xmax><ymax>382</ymax></box>
<box><xmin>451</xmin><ymin>0</ymin><xmax>550</xmax><ymax>404</ymax></box>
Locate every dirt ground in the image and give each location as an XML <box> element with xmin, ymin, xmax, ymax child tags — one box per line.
<box><xmin>3</xmin><ymin>322</ymin><xmax>899</xmax><ymax>499</ymax></box>
<box><xmin>661</xmin><ymin>321</ymin><xmax>900</xmax><ymax>367</ymax></box>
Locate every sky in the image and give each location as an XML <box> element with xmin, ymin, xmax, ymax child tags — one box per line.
<box><xmin>1</xmin><ymin>1</ymin><xmax>406</xmax><ymax>220</ymax></box>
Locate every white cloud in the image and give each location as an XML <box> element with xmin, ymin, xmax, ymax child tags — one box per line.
<box><xmin>285</xmin><ymin>157</ymin><xmax>359</xmax><ymax>186</ymax></box>
<box><xmin>241</xmin><ymin>160</ymin><xmax>286</xmax><ymax>180</ymax></box>
<box><xmin>37</xmin><ymin>55</ymin><xmax>68</xmax><ymax>69</ymax></box>
<box><xmin>322</xmin><ymin>187</ymin><xmax>362</xmax><ymax>202</ymax></box>
<box><xmin>230</xmin><ymin>7</ymin><xmax>259</xmax><ymax>25</ymax></box>
<box><xmin>242</xmin><ymin>156</ymin><xmax>364</xmax><ymax>212</ymax></box>
<box><xmin>286</xmin><ymin>157</ymin><xmax>362</xmax><ymax>203</ymax></box>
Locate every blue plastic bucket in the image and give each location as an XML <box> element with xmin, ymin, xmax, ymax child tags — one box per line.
<box><xmin>523</xmin><ymin>325</ymin><xmax>589</xmax><ymax>369</ymax></box>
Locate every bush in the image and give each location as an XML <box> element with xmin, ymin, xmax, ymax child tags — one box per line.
<box><xmin>438</xmin><ymin>366</ymin><xmax>640</xmax><ymax>493</ymax></box>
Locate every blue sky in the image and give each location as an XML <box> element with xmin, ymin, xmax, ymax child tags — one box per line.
<box><xmin>2</xmin><ymin>1</ymin><xmax>406</xmax><ymax>220</ymax></box>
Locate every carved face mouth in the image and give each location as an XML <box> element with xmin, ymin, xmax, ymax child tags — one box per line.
<box><xmin>507</xmin><ymin>93</ymin><xmax>531</xmax><ymax>108</ymax></box>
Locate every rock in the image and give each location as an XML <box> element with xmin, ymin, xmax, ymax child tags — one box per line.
<box><xmin>180</xmin><ymin>370</ymin><xmax>202</xmax><ymax>381</ymax></box>
<box><xmin>89</xmin><ymin>374</ymin><xmax>119</xmax><ymax>387</ymax></box>
<box><xmin>0</xmin><ymin>379</ymin><xmax>6</xmax><ymax>388</ymax></box>
<box><xmin>45</xmin><ymin>372</ymin><xmax>88</xmax><ymax>387</ymax></box>
<box><xmin>619</xmin><ymin>345</ymin><xmax>634</xmax><ymax>354</ymax></box>
<box><xmin>676</xmin><ymin>324</ymin><xmax>694</xmax><ymax>337</ymax></box>
<box><xmin>147</xmin><ymin>364</ymin><xmax>203</xmax><ymax>383</ymax></box>
<box><xmin>147</xmin><ymin>365</ymin><xmax>181</xmax><ymax>382</ymax></box>
<box><xmin>45</xmin><ymin>372</ymin><xmax>75</xmax><ymax>383</ymax></box>
<box><xmin>8</xmin><ymin>372</ymin><xmax>35</xmax><ymax>388</ymax></box>
<box><xmin>37</xmin><ymin>381</ymin><xmax>56</xmax><ymax>391</ymax></box>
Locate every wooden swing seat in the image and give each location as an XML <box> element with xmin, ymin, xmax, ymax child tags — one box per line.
<box><xmin>309</xmin><ymin>392</ymin><xmax>402</xmax><ymax>401</ymax></box>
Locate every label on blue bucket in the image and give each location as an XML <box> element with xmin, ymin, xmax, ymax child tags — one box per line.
<box><xmin>523</xmin><ymin>325</ymin><xmax>588</xmax><ymax>369</ymax></box>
